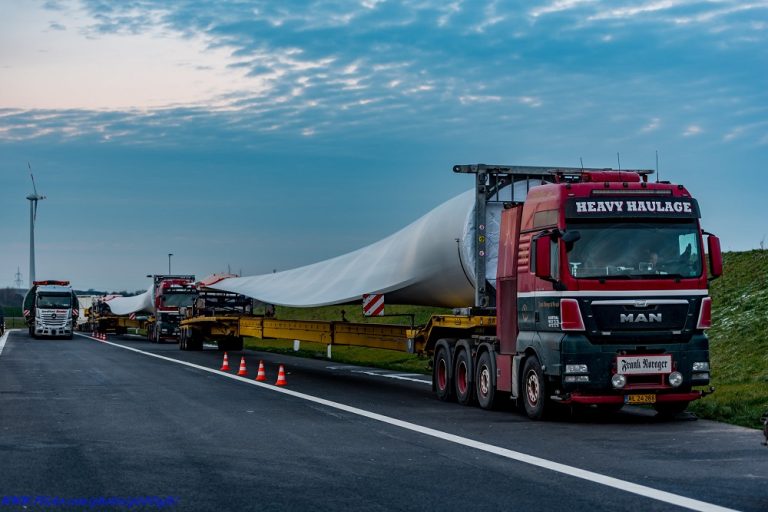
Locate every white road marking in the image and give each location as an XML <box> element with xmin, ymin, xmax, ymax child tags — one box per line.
<box><xmin>74</xmin><ymin>333</ymin><xmax>738</xmax><ymax>512</ymax></box>
<box><xmin>0</xmin><ymin>329</ymin><xmax>12</xmax><ymax>356</ymax></box>
<box><xmin>352</xmin><ymin>370</ymin><xmax>431</xmax><ymax>385</ymax></box>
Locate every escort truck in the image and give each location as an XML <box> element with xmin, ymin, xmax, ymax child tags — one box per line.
<box><xmin>23</xmin><ymin>280</ymin><xmax>79</xmax><ymax>339</ymax></box>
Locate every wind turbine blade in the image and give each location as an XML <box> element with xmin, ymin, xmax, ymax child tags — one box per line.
<box><xmin>33</xmin><ymin>200</ymin><xmax>38</xmax><ymax>222</ymax></box>
<box><xmin>28</xmin><ymin>162</ymin><xmax>38</xmax><ymax>195</ymax></box>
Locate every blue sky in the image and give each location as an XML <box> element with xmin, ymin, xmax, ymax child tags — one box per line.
<box><xmin>1</xmin><ymin>0</ymin><xmax>766</xmax><ymax>291</ymax></box>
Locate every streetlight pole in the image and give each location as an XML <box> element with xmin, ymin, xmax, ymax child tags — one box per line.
<box><xmin>168</xmin><ymin>253</ymin><xmax>173</xmax><ymax>274</ymax></box>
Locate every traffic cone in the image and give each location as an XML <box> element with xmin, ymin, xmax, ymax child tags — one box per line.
<box><xmin>220</xmin><ymin>352</ymin><xmax>231</xmax><ymax>371</ymax></box>
<box><xmin>255</xmin><ymin>360</ymin><xmax>267</xmax><ymax>382</ymax></box>
<box><xmin>275</xmin><ymin>365</ymin><xmax>287</xmax><ymax>386</ymax></box>
<box><xmin>237</xmin><ymin>356</ymin><xmax>248</xmax><ymax>376</ymax></box>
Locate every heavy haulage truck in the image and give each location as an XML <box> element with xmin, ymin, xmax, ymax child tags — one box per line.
<box><xmin>23</xmin><ymin>280</ymin><xmax>79</xmax><ymax>339</ymax></box>
<box><xmin>181</xmin><ymin>164</ymin><xmax>722</xmax><ymax>419</ymax></box>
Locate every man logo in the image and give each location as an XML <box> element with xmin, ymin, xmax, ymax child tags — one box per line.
<box><xmin>620</xmin><ymin>313</ymin><xmax>662</xmax><ymax>323</ymax></box>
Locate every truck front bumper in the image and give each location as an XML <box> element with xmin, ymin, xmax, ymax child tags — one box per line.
<box><xmin>553</xmin><ymin>389</ymin><xmax>713</xmax><ymax>405</ymax></box>
<box><xmin>35</xmin><ymin>326</ymin><xmax>72</xmax><ymax>337</ymax></box>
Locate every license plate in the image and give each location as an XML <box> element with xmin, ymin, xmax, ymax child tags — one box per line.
<box><xmin>625</xmin><ymin>394</ymin><xmax>656</xmax><ymax>404</ymax></box>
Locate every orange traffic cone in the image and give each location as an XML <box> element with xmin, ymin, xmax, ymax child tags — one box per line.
<box><xmin>237</xmin><ymin>356</ymin><xmax>248</xmax><ymax>376</ymax></box>
<box><xmin>255</xmin><ymin>360</ymin><xmax>267</xmax><ymax>382</ymax></box>
<box><xmin>275</xmin><ymin>364</ymin><xmax>287</xmax><ymax>386</ymax></box>
<box><xmin>220</xmin><ymin>352</ymin><xmax>231</xmax><ymax>371</ymax></box>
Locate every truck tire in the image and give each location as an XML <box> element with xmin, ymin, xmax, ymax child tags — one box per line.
<box><xmin>454</xmin><ymin>348</ymin><xmax>474</xmax><ymax>406</ymax></box>
<box><xmin>475</xmin><ymin>350</ymin><xmax>497</xmax><ymax>410</ymax></box>
<box><xmin>433</xmin><ymin>346</ymin><xmax>454</xmax><ymax>402</ymax></box>
<box><xmin>522</xmin><ymin>356</ymin><xmax>548</xmax><ymax>420</ymax></box>
<box><xmin>187</xmin><ymin>332</ymin><xmax>203</xmax><ymax>351</ymax></box>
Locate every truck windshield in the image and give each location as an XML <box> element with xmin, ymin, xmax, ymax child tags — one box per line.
<box><xmin>38</xmin><ymin>294</ymin><xmax>72</xmax><ymax>308</ymax></box>
<box><xmin>566</xmin><ymin>221</ymin><xmax>702</xmax><ymax>279</ymax></box>
<box><xmin>162</xmin><ymin>293</ymin><xmax>196</xmax><ymax>308</ymax></box>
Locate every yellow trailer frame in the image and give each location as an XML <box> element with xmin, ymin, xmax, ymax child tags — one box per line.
<box><xmin>180</xmin><ymin>313</ymin><xmax>496</xmax><ymax>355</ymax></box>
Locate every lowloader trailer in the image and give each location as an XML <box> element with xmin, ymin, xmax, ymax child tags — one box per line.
<box><xmin>81</xmin><ymin>298</ymin><xmax>148</xmax><ymax>335</ymax></box>
<box><xmin>182</xmin><ymin>164</ymin><xmax>723</xmax><ymax>419</ymax></box>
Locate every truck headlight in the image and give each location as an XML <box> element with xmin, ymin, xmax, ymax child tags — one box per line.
<box><xmin>692</xmin><ymin>362</ymin><xmax>709</xmax><ymax>371</ymax></box>
<box><xmin>668</xmin><ymin>371</ymin><xmax>683</xmax><ymax>387</ymax></box>
<box><xmin>611</xmin><ymin>374</ymin><xmax>626</xmax><ymax>389</ymax></box>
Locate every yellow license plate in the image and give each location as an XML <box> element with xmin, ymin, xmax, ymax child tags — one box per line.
<box><xmin>625</xmin><ymin>394</ymin><xmax>656</xmax><ymax>404</ymax></box>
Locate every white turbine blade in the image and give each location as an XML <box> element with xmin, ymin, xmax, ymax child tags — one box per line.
<box><xmin>28</xmin><ymin>162</ymin><xmax>38</xmax><ymax>195</ymax></box>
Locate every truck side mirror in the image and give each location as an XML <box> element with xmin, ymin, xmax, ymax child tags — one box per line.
<box><xmin>707</xmin><ymin>234</ymin><xmax>723</xmax><ymax>278</ymax></box>
<box><xmin>534</xmin><ymin>235</ymin><xmax>552</xmax><ymax>280</ymax></box>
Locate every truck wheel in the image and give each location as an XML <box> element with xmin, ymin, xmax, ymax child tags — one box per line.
<box><xmin>188</xmin><ymin>333</ymin><xmax>203</xmax><ymax>351</ymax></box>
<box><xmin>475</xmin><ymin>350</ymin><xmax>497</xmax><ymax>410</ymax></box>
<box><xmin>179</xmin><ymin>329</ymin><xmax>187</xmax><ymax>350</ymax></box>
<box><xmin>433</xmin><ymin>346</ymin><xmax>454</xmax><ymax>402</ymax></box>
<box><xmin>454</xmin><ymin>348</ymin><xmax>474</xmax><ymax>406</ymax></box>
<box><xmin>522</xmin><ymin>356</ymin><xmax>548</xmax><ymax>420</ymax></box>
<box><xmin>655</xmin><ymin>401</ymin><xmax>688</xmax><ymax>418</ymax></box>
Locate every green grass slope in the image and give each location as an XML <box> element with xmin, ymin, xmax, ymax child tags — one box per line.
<box><xmin>689</xmin><ymin>250</ymin><xmax>768</xmax><ymax>428</ymax></box>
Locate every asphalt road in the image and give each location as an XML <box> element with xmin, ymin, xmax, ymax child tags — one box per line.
<box><xmin>0</xmin><ymin>329</ymin><xmax>765</xmax><ymax>511</ymax></box>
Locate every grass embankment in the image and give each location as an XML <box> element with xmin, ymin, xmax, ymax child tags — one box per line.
<box><xmin>689</xmin><ymin>250</ymin><xmax>768</xmax><ymax>429</ymax></box>
<box><xmin>244</xmin><ymin>304</ymin><xmax>450</xmax><ymax>374</ymax></box>
<box><xmin>244</xmin><ymin>252</ymin><xmax>767</xmax><ymax>428</ymax></box>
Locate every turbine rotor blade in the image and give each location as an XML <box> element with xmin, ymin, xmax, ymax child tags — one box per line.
<box><xmin>28</xmin><ymin>162</ymin><xmax>39</xmax><ymax>195</ymax></box>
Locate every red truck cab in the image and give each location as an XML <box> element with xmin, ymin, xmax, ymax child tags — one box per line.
<box><xmin>495</xmin><ymin>169</ymin><xmax>722</xmax><ymax>418</ymax></box>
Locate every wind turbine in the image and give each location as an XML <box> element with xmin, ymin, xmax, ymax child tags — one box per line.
<box><xmin>26</xmin><ymin>163</ymin><xmax>46</xmax><ymax>287</ymax></box>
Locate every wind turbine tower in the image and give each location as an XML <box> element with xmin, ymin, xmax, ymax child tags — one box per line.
<box><xmin>26</xmin><ymin>163</ymin><xmax>46</xmax><ymax>287</ymax></box>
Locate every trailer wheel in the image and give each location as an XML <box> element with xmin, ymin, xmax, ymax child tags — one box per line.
<box><xmin>475</xmin><ymin>350</ymin><xmax>497</xmax><ymax>410</ymax></box>
<box><xmin>522</xmin><ymin>356</ymin><xmax>548</xmax><ymax>420</ymax></box>
<box><xmin>433</xmin><ymin>346</ymin><xmax>454</xmax><ymax>402</ymax></box>
<box><xmin>187</xmin><ymin>332</ymin><xmax>203</xmax><ymax>351</ymax></box>
<box><xmin>454</xmin><ymin>348</ymin><xmax>474</xmax><ymax>406</ymax></box>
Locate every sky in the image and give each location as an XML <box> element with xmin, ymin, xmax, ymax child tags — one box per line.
<box><xmin>1</xmin><ymin>0</ymin><xmax>766</xmax><ymax>292</ymax></box>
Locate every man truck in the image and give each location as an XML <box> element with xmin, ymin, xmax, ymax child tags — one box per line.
<box><xmin>23</xmin><ymin>280</ymin><xmax>79</xmax><ymax>339</ymax></box>
<box><xmin>145</xmin><ymin>275</ymin><xmax>197</xmax><ymax>343</ymax></box>
<box><xmin>181</xmin><ymin>164</ymin><xmax>722</xmax><ymax>419</ymax></box>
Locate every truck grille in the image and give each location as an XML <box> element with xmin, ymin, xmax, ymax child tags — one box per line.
<box><xmin>39</xmin><ymin>310</ymin><xmax>69</xmax><ymax>328</ymax></box>
<box><xmin>590</xmin><ymin>300</ymin><xmax>690</xmax><ymax>332</ymax></box>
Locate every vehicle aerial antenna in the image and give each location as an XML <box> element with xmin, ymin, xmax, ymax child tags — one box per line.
<box><xmin>655</xmin><ymin>150</ymin><xmax>660</xmax><ymax>183</ymax></box>
<box><xmin>579</xmin><ymin>157</ymin><xmax>584</xmax><ymax>170</ymax></box>
<box><xmin>25</xmin><ymin>162</ymin><xmax>46</xmax><ymax>286</ymax></box>
<box><xmin>616</xmin><ymin>152</ymin><xmax>621</xmax><ymax>171</ymax></box>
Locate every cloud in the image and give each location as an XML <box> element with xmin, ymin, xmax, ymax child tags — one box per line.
<box><xmin>641</xmin><ymin>117</ymin><xmax>661</xmax><ymax>133</ymax></box>
<box><xmin>683</xmin><ymin>124</ymin><xmax>702</xmax><ymax>136</ymax></box>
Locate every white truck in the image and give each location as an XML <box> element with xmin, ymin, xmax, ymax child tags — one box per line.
<box><xmin>23</xmin><ymin>280</ymin><xmax>78</xmax><ymax>339</ymax></box>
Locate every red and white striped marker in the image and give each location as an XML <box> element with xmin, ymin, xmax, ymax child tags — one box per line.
<box><xmin>362</xmin><ymin>293</ymin><xmax>385</xmax><ymax>317</ymax></box>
